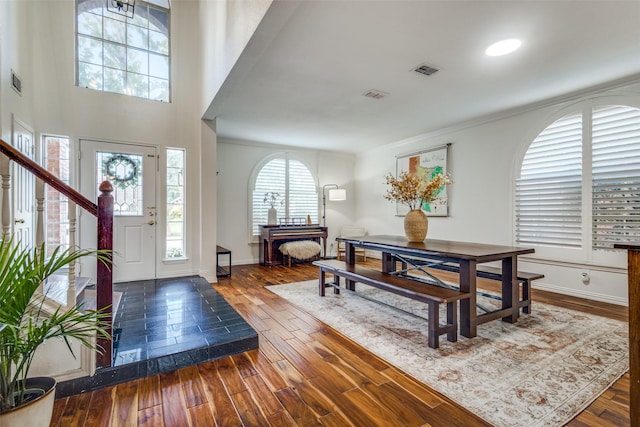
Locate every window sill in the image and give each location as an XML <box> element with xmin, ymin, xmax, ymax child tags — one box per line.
<box><xmin>519</xmin><ymin>255</ymin><xmax>626</xmax><ymax>274</ymax></box>
<box><xmin>163</xmin><ymin>257</ymin><xmax>189</xmax><ymax>264</ymax></box>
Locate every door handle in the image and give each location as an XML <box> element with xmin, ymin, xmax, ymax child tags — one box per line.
<box><xmin>14</xmin><ymin>218</ymin><xmax>25</xmax><ymax>224</ymax></box>
<box><xmin>147</xmin><ymin>220</ymin><xmax>156</xmax><ymax>225</ymax></box>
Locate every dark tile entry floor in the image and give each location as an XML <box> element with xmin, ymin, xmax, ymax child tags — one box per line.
<box><xmin>113</xmin><ymin>275</ymin><xmax>255</xmax><ymax>366</ymax></box>
<box><xmin>55</xmin><ymin>276</ymin><xmax>258</xmax><ymax>398</ymax></box>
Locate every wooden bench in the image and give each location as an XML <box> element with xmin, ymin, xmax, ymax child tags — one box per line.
<box><xmin>313</xmin><ymin>260</ymin><xmax>471</xmax><ymax>349</ymax></box>
<box><xmin>404</xmin><ymin>260</ymin><xmax>543</xmax><ymax>314</ymax></box>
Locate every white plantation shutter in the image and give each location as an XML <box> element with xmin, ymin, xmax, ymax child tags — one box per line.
<box><xmin>592</xmin><ymin>105</ymin><xmax>640</xmax><ymax>249</ymax></box>
<box><xmin>288</xmin><ymin>160</ymin><xmax>318</xmax><ymax>222</ymax></box>
<box><xmin>515</xmin><ymin>114</ymin><xmax>583</xmax><ymax>247</ymax></box>
<box><xmin>252</xmin><ymin>156</ymin><xmax>318</xmax><ymax>235</ymax></box>
<box><xmin>252</xmin><ymin>159</ymin><xmax>286</xmax><ymax>235</ymax></box>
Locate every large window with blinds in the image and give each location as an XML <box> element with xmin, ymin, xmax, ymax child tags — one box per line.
<box><xmin>516</xmin><ymin>104</ymin><xmax>640</xmax><ymax>264</ymax></box>
<box><xmin>251</xmin><ymin>155</ymin><xmax>318</xmax><ymax>236</ymax></box>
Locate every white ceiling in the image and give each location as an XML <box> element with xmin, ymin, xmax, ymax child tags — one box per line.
<box><xmin>205</xmin><ymin>0</ymin><xmax>640</xmax><ymax>154</ymax></box>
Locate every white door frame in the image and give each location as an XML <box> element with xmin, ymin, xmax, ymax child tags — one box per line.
<box><xmin>78</xmin><ymin>139</ymin><xmax>159</xmax><ymax>283</ymax></box>
<box><xmin>11</xmin><ymin>115</ymin><xmax>35</xmax><ymax>249</ymax></box>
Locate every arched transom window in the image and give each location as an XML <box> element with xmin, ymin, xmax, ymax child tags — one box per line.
<box><xmin>76</xmin><ymin>0</ymin><xmax>170</xmax><ymax>102</ymax></box>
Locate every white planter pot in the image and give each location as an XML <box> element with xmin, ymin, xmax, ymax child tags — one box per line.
<box><xmin>0</xmin><ymin>377</ymin><xmax>56</xmax><ymax>427</ymax></box>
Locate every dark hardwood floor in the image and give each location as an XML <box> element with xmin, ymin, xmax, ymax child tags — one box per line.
<box><xmin>50</xmin><ymin>260</ymin><xmax>630</xmax><ymax>426</ymax></box>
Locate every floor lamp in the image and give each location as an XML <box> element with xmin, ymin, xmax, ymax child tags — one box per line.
<box><xmin>322</xmin><ymin>184</ymin><xmax>346</xmax><ymax>257</ymax></box>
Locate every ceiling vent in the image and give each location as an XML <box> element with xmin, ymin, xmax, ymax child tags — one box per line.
<box><xmin>363</xmin><ymin>89</ymin><xmax>388</xmax><ymax>100</ymax></box>
<box><xmin>412</xmin><ymin>63</ymin><xmax>439</xmax><ymax>76</ymax></box>
<box><xmin>11</xmin><ymin>70</ymin><xmax>22</xmax><ymax>95</ymax></box>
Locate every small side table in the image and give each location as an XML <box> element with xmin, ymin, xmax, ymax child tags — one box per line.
<box><xmin>216</xmin><ymin>245</ymin><xmax>231</xmax><ymax>278</ymax></box>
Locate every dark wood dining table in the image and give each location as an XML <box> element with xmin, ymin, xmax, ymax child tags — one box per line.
<box><xmin>336</xmin><ymin>235</ymin><xmax>535</xmax><ymax>338</ymax></box>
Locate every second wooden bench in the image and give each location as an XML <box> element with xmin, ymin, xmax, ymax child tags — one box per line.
<box><xmin>313</xmin><ymin>260</ymin><xmax>471</xmax><ymax>349</ymax></box>
<box><xmin>397</xmin><ymin>259</ymin><xmax>544</xmax><ymax>314</ymax></box>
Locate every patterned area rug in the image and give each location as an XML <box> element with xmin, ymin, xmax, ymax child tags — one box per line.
<box><xmin>266</xmin><ymin>280</ymin><xmax>629</xmax><ymax>427</ymax></box>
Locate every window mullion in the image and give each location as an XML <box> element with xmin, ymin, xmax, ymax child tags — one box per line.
<box><xmin>284</xmin><ymin>153</ymin><xmax>290</xmax><ymax>219</ymax></box>
<box><xmin>582</xmin><ymin>104</ymin><xmax>593</xmax><ymax>260</ymax></box>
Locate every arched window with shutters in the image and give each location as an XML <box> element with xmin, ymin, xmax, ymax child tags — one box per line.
<box><xmin>515</xmin><ymin>104</ymin><xmax>640</xmax><ymax>266</ymax></box>
<box><xmin>251</xmin><ymin>154</ymin><xmax>318</xmax><ymax>236</ymax></box>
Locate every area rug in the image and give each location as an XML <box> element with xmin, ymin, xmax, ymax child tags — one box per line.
<box><xmin>266</xmin><ymin>280</ymin><xmax>629</xmax><ymax>427</ymax></box>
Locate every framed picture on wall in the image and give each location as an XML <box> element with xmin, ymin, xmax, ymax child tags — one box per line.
<box><xmin>396</xmin><ymin>143</ymin><xmax>450</xmax><ymax>217</ymax></box>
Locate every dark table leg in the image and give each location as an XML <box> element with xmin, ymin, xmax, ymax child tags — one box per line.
<box><xmin>345</xmin><ymin>242</ymin><xmax>356</xmax><ymax>291</ymax></box>
<box><xmin>382</xmin><ymin>251</ymin><xmax>395</xmax><ymax>273</ymax></box>
<box><xmin>501</xmin><ymin>255</ymin><xmax>519</xmax><ymax>323</ymax></box>
<box><xmin>322</xmin><ymin>236</ymin><xmax>327</xmax><ymax>259</ymax></box>
<box><xmin>459</xmin><ymin>260</ymin><xmax>477</xmax><ymax>338</ymax></box>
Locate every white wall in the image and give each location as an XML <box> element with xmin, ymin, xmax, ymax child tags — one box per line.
<box><xmin>355</xmin><ymin>80</ymin><xmax>640</xmax><ymax>306</ymax></box>
<box><xmin>0</xmin><ymin>0</ymin><xmax>35</xmax><ymax>143</ymax></box>
<box><xmin>197</xmin><ymin>0</ymin><xmax>272</xmax><ymax>280</ymax></box>
<box><xmin>198</xmin><ymin>0</ymin><xmax>273</xmax><ymax>116</ymax></box>
<box><xmin>217</xmin><ymin>138</ymin><xmax>355</xmax><ymax>264</ymax></box>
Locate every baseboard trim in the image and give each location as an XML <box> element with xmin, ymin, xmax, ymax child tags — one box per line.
<box><xmin>532</xmin><ymin>282</ymin><xmax>628</xmax><ymax>307</ymax></box>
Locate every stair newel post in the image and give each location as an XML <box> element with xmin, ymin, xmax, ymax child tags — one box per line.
<box><xmin>67</xmin><ymin>200</ymin><xmax>77</xmax><ymax>307</ymax></box>
<box><xmin>96</xmin><ymin>181</ymin><xmax>114</xmax><ymax>368</ymax></box>
<box><xmin>35</xmin><ymin>178</ymin><xmax>45</xmax><ymax>248</ymax></box>
<box><xmin>35</xmin><ymin>178</ymin><xmax>46</xmax><ymax>294</ymax></box>
<box><xmin>0</xmin><ymin>154</ymin><xmax>11</xmax><ymax>239</ymax></box>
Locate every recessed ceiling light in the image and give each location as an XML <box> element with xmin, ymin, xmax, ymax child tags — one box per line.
<box><xmin>485</xmin><ymin>39</ymin><xmax>522</xmax><ymax>57</ymax></box>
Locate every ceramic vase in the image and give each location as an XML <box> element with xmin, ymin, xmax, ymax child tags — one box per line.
<box><xmin>268</xmin><ymin>207</ymin><xmax>277</xmax><ymax>225</ymax></box>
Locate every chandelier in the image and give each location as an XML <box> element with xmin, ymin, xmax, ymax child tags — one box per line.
<box><xmin>106</xmin><ymin>0</ymin><xmax>135</xmax><ymax>18</ymax></box>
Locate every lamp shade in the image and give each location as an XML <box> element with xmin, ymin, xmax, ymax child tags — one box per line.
<box><xmin>328</xmin><ymin>188</ymin><xmax>346</xmax><ymax>201</ymax></box>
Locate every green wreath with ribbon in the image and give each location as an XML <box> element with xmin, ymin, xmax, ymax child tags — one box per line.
<box><xmin>103</xmin><ymin>154</ymin><xmax>139</xmax><ymax>189</ymax></box>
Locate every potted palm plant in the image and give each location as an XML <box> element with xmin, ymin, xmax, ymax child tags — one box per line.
<box><xmin>0</xmin><ymin>237</ymin><xmax>111</xmax><ymax>426</ymax></box>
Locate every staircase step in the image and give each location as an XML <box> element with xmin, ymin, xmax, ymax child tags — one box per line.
<box><xmin>43</xmin><ymin>275</ymin><xmax>93</xmax><ymax>306</ymax></box>
<box><xmin>79</xmin><ymin>288</ymin><xmax>123</xmax><ymax>314</ymax></box>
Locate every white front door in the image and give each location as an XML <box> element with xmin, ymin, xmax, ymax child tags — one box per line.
<box><xmin>11</xmin><ymin>117</ymin><xmax>35</xmax><ymax>249</ymax></box>
<box><xmin>79</xmin><ymin>140</ymin><xmax>158</xmax><ymax>282</ymax></box>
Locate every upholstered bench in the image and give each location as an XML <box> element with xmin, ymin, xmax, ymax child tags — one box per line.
<box><xmin>279</xmin><ymin>240</ymin><xmax>322</xmax><ymax>267</ymax></box>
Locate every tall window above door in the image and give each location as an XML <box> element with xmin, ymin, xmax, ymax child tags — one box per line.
<box><xmin>251</xmin><ymin>155</ymin><xmax>318</xmax><ymax>236</ymax></box>
<box><xmin>76</xmin><ymin>0</ymin><xmax>170</xmax><ymax>102</ymax></box>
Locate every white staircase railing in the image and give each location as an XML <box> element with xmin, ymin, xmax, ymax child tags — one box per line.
<box><xmin>2</xmin><ymin>154</ymin><xmax>81</xmax><ymax>309</ymax></box>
